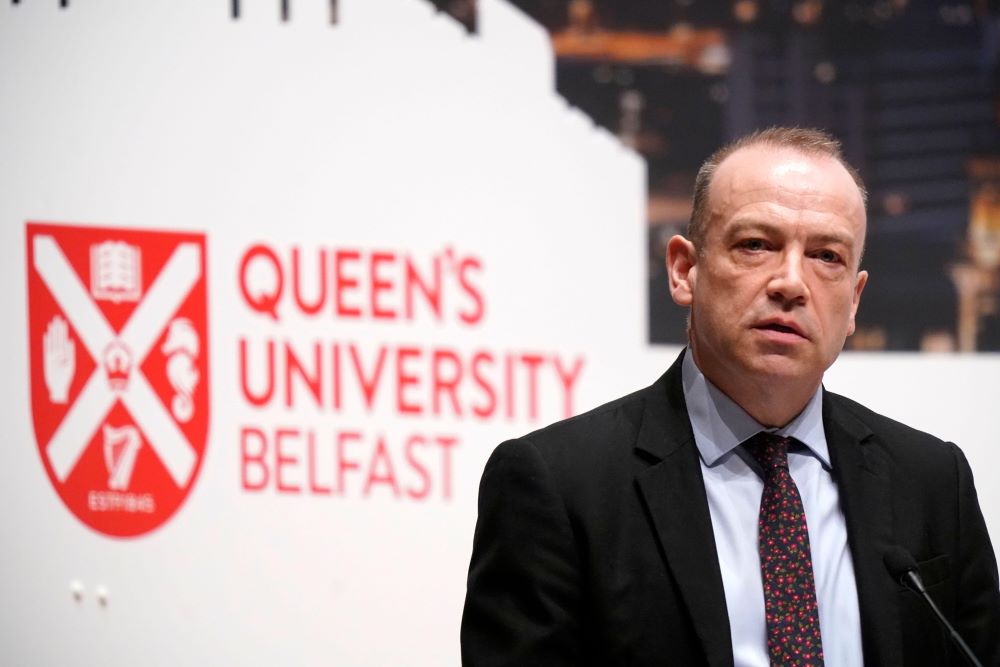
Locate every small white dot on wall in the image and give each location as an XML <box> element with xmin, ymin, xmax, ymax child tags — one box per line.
<box><xmin>70</xmin><ymin>580</ymin><xmax>84</xmax><ymax>603</ymax></box>
<box><xmin>95</xmin><ymin>585</ymin><xmax>109</xmax><ymax>607</ymax></box>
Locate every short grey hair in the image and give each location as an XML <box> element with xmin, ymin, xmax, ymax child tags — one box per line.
<box><xmin>688</xmin><ymin>126</ymin><xmax>867</xmax><ymax>249</ymax></box>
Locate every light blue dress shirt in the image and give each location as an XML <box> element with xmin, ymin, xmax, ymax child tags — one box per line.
<box><xmin>681</xmin><ymin>351</ymin><xmax>864</xmax><ymax>667</ymax></box>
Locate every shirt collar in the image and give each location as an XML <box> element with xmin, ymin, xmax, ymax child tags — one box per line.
<box><xmin>681</xmin><ymin>349</ymin><xmax>830</xmax><ymax>469</ymax></box>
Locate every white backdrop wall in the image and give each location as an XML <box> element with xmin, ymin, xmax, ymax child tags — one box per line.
<box><xmin>0</xmin><ymin>1</ymin><xmax>997</xmax><ymax>664</ymax></box>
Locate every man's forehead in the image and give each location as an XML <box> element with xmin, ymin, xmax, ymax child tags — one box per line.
<box><xmin>710</xmin><ymin>145</ymin><xmax>866</xmax><ymax>217</ymax></box>
<box><xmin>716</xmin><ymin>144</ymin><xmax>847</xmax><ymax>184</ymax></box>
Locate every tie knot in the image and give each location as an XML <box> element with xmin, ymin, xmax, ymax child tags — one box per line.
<box><xmin>745</xmin><ymin>432</ymin><xmax>791</xmax><ymax>474</ymax></box>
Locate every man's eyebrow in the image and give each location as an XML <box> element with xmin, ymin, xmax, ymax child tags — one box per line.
<box><xmin>807</xmin><ymin>232</ymin><xmax>854</xmax><ymax>246</ymax></box>
<box><xmin>721</xmin><ymin>220</ymin><xmax>785</xmax><ymax>237</ymax></box>
<box><xmin>724</xmin><ymin>220</ymin><xmax>856</xmax><ymax>247</ymax></box>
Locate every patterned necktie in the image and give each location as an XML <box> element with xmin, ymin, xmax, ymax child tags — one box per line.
<box><xmin>745</xmin><ymin>433</ymin><xmax>825</xmax><ymax>666</ymax></box>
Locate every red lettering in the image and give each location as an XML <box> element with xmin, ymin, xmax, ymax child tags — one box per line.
<box><xmin>396</xmin><ymin>346</ymin><xmax>422</xmax><ymax>415</ymax></box>
<box><xmin>307</xmin><ymin>430</ymin><xmax>331</xmax><ymax>495</ymax></box>
<box><xmin>521</xmin><ymin>354</ymin><xmax>544</xmax><ymax>421</ymax></box>
<box><xmin>334</xmin><ymin>249</ymin><xmax>362</xmax><ymax>317</ymax></box>
<box><xmin>349</xmin><ymin>344</ymin><xmax>387</xmax><ymax>410</ymax></box>
<box><xmin>364</xmin><ymin>435</ymin><xmax>400</xmax><ymax>497</ymax></box>
<box><xmin>404</xmin><ymin>254</ymin><xmax>442</xmax><ymax>321</ymax></box>
<box><xmin>436</xmin><ymin>434</ymin><xmax>458</xmax><ymax>500</ymax></box>
<box><xmin>284</xmin><ymin>341</ymin><xmax>322</xmax><ymax>408</ymax></box>
<box><xmin>504</xmin><ymin>353</ymin><xmax>515</xmax><ymax>419</ymax></box>
<box><xmin>240</xmin><ymin>338</ymin><xmax>275</xmax><ymax>407</ymax></box>
<box><xmin>239</xmin><ymin>245</ymin><xmax>486</xmax><ymax>326</ymax></box>
<box><xmin>336</xmin><ymin>431</ymin><xmax>362</xmax><ymax>494</ymax></box>
<box><xmin>554</xmin><ymin>355</ymin><xmax>585</xmax><ymax>418</ymax></box>
<box><xmin>431</xmin><ymin>348</ymin><xmax>463</xmax><ymax>416</ymax></box>
<box><xmin>291</xmin><ymin>246</ymin><xmax>326</xmax><ymax>315</ymax></box>
<box><xmin>331</xmin><ymin>343</ymin><xmax>342</xmax><ymax>410</ymax></box>
<box><xmin>274</xmin><ymin>428</ymin><xmax>301</xmax><ymax>494</ymax></box>
<box><xmin>240</xmin><ymin>427</ymin><xmax>459</xmax><ymax>501</ymax></box>
<box><xmin>405</xmin><ymin>434</ymin><xmax>431</xmax><ymax>500</ymax></box>
<box><xmin>370</xmin><ymin>251</ymin><xmax>397</xmax><ymax>320</ymax></box>
<box><xmin>240</xmin><ymin>426</ymin><xmax>269</xmax><ymax>491</ymax></box>
<box><xmin>470</xmin><ymin>351</ymin><xmax>497</xmax><ymax>418</ymax></box>
<box><xmin>457</xmin><ymin>256</ymin><xmax>484</xmax><ymax>325</ymax></box>
<box><xmin>238</xmin><ymin>244</ymin><xmax>283</xmax><ymax>320</ymax></box>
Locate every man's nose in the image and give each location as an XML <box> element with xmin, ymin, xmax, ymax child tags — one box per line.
<box><xmin>767</xmin><ymin>253</ymin><xmax>808</xmax><ymax>306</ymax></box>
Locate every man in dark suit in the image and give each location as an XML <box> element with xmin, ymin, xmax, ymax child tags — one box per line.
<box><xmin>461</xmin><ymin>128</ymin><xmax>1000</xmax><ymax>666</ymax></box>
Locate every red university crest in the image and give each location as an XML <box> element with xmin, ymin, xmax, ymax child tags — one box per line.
<box><xmin>26</xmin><ymin>222</ymin><xmax>209</xmax><ymax>537</ymax></box>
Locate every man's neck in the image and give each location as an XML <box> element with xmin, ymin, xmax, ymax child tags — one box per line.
<box><xmin>687</xmin><ymin>347</ymin><xmax>820</xmax><ymax>428</ymax></box>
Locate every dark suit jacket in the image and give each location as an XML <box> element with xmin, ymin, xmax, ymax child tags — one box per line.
<box><xmin>461</xmin><ymin>352</ymin><xmax>1000</xmax><ymax>666</ymax></box>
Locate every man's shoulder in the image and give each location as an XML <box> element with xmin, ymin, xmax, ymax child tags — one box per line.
<box><xmin>489</xmin><ymin>376</ymin><xmax>674</xmax><ymax>478</ymax></box>
<box><xmin>523</xmin><ymin>382</ymin><xmax>655</xmax><ymax>449</ymax></box>
<box><xmin>824</xmin><ymin>390</ymin><xmax>955</xmax><ymax>460</ymax></box>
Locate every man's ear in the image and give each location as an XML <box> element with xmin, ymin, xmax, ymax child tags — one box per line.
<box><xmin>845</xmin><ymin>269</ymin><xmax>868</xmax><ymax>336</ymax></box>
<box><xmin>666</xmin><ymin>235</ymin><xmax>698</xmax><ymax>307</ymax></box>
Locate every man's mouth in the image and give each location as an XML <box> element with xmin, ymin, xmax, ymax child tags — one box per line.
<box><xmin>761</xmin><ymin>323</ymin><xmax>797</xmax><ymax>334</ymax></box>
<box><xmin>754</xmin><ymin>320</ymin><xmax>808</xmax><ymax>339</ymax></box>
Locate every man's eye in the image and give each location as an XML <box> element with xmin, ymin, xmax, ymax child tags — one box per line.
<box><xmin>815</xmin><ymin>249</ymin><xmax>842</xmax><ymax>263</ymax></box>
<box><xmin>740</xmin><ymin>239</ymin><xmax>766</xmax><ymax>251</ymax></box>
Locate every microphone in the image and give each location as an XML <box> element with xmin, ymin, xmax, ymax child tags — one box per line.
<box><xmin>883</xmin><ymin>546</ymin><xmax>984</xmax><ymax>667</ymax></box>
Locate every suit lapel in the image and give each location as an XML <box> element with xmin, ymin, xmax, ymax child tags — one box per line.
<box><xmin>634</xmin><ymin>355</ymin><xmax>734</xmax><ymax>667</ymax></box>
<box><xmin>824</xmin><ymin>394</ymin><xmax>903</xmax><ymax>667</ymax></box>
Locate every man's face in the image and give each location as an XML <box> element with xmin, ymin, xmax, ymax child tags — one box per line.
<box><xmin>670</xmin><ymin>145</ymin><xmax>868</xmax><ymax>397</ymax></box>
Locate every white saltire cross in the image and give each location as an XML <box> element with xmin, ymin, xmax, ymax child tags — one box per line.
<box><xmin>33</xmin><ymin>235</ymin><xmax>202</xmax><ymax>488</ymax></box>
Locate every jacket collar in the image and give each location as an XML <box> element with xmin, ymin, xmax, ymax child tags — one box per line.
<box><xmin>634</xmin><ymin>350</ymin><xmax>735</xmax><ymax>667</ymax></box>
<box><xmin>823</xmin><ymin>392</ymin><xmax>903</xmax><ymax>667</ymax></box>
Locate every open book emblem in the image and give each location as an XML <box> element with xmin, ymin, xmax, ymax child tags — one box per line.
<box><xmin>90</xmin><ymin>241</ymin><xmax>142</xmax><ymax>303</ymax></box>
